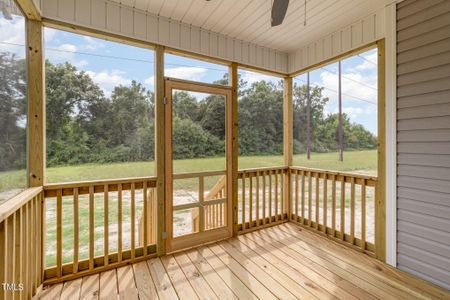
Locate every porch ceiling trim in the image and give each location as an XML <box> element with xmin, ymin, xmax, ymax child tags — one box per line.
<box><xmin>38</xmin><ymin>0</ymin><xmax>289</xmax><ymax>74</ymax></box>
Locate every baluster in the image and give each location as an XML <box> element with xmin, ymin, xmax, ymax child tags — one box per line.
<box><xmin>361</xmin><ymin>179</ymin><xmax>366</xmax><ymax>252</ymax></box>
<box><xmin>340</xmin><ymin>176</ymin><xmax>346</xmax><ymax>241</ymax></box>
<box><xmin>56</xmin><ymin>189</ymin><xmax>62</xmax><ymax>277</ymax></box>
<box><xmin>6</xmin><ymin>215</ymin><xmax>14</xmax><ymax>297</ymax></box>
<box><xmin>274</xmin><ymin>171</ymin><xmax>278</xmax><ymax>221</ymax></box>
<box><xmin>280</xmin><ymin>170</ymin><xmax>284</xmax><ymax>220</ymax></box>
<box><xmin>332</xmin><ymin>175</ymin><xmax>336</xmax><ymax>237</ymax></box>
<box><xmin>39</xmin><ymin>193</ymin><xmax>44</xmax><ymax>284</ymax></box>
<box><xmin>219</xmin><ymin>199</ymin><xmax>223</xmax><ymax>227</ymax></box>
<box><xmin>241</xmin><ymin>175</ymin><xmax>245</xmax><ymax>228</ymax></box>
<box><xmin>268</xmin><ymin>171</ymin><xmax>272</xmax><ymax>223</ymax></box>
<box><xmin>350</xmin><ymin>177</ymin><xmax>355</xmax><ymax>245</ymax></box>
<box><xmin>89</xmin><ymin>186</ymin><xmax>94</xmax><ymax>269</ymax></box>
<box><xmin>131</xmin><ymin>182</ymin><xmax>135</xmax><ymax>259</ymax></box>
<box><xmin>118</xmin><ymin>184</ymin><xmax>123</xmax><ymax>262</ymax></box>
<box><xmin>262</xmin><ymin>172</ymin><xmax>266</xmax><ymax>224</ymax></box>
<box><xmin>301</xmin><ymin>171</ymin><xmax>305</xmax><ymax>225</ymax></box>
<box><xmin>249</xmin><ymin>173</ymin><xmax>253</xmax><ymax>228</ymax></box>
<box><xmin>15</xmin><ymin>210</ymin><xmax>21</xmax><ymax>285</ymax></box>
<box><xmin>104</xmin><ymin>184</ymin><xmax>109</xmax><ymax>266</ymax></box>
<box><xmin>199</xmin><ymin>176</ymin><xmax>205</xmax><ymax>231</ymax></box>
<box><xmin>295</xmin><ymin>171</ymin><xmax>299</xmax><ymax>221</ymax></box>
<box><xmin>315</xmin><ymin>173</ymin><xmax>319</xmax><ymax>229</ymax></box>
<box><xmin>73</xmin><ymin>188</ymin><xmax>79</xmax><ymax>273</ymax></box>
<box><xmin>256</xmin><ymin>171</ymin><xmax>260</xmax><ymax>227</ymax></box>
<box><xmin>308</xmin><ymin>172</ymin><xmax>312</xmax><ymax>227</ymax></box>
<box><xmin>143</xmin><ymin>181</ymin><xmax>148</xmax><ymax>256</ymax></box>
<box><xmin>323</xmin><ymin>175</ymin><xmax>328</xmax><ymax>233</ymax></box>
<box><xmin>30</xmin><ymin>199</ymin><xmax>36</xmax><ymax>295</ymax></box>
<box><xmin>22</xmin><ymin>202</ymin><xmax>30</xmax><ymax>296</ymax></box>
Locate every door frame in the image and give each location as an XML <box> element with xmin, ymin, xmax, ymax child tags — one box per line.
<box><xmin>164</xmin><ymin>77</ymin><xmax>233</xmax><ymax>252</ymax></box>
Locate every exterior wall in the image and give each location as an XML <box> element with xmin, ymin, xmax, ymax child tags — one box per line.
<box><xmin>287</xmin><ymin>7</ymin><xmax>387</xmax><ymax>73</ymax></box>
<box><xmin>39</xmin><ymin>0</ymin><xmax>288</xmax><ymax>73</ymax></box>
<box><xmin>396</xmin><ymin>0</ymin><xmax>450</xmax><ymax>290</ymax></box>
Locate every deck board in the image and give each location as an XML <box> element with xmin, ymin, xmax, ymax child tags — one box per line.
<box><xmin>42</xmin><ymin>223</ymin><xmax>450</xmax><ymax>300</ymax></box>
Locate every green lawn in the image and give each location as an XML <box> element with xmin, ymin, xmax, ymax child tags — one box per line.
<box><xmin>0</xmin><ymin>150</ymin><xmax>377</xmax><ymax>193</ymax></box>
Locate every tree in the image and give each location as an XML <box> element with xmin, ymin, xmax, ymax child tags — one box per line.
<box><xmin>238</xmin><ymin>80</ymin><xmax>284</xmax><ymax>155</ymax></box>
<box><xmin>0</xmin><ymin>53</ymin><xmax>27</xmax><ymax>171</ymax></box>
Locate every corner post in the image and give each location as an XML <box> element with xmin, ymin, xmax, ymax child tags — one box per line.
<box><xmin>375</xmin><ymin>39</ymin><xmax>386</xmax><ymax>262</ymax></box>
<box><xmin>229</xmin><ymin>63</ymin><xmax>239</xmax><ymax>236</ymax></box>
<box><xmin>283</xmin><ymin>76</ymin><xmax>293</xmax><ymax>220</ymax></box>
<box><xmin>155</xmin><ymin>45</ymin><xmax>166</xmax><ymax>255</ymax></box>
<box><xmin>27</xmin><ymin>20</ymin><xmax>45</xmax><ymax>188</ymax></box>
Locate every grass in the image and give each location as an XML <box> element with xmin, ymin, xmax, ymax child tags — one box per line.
<box><xmin>0</xmin><ymin>150</ymin><xmax>377</xmax><ymax>192</ymax></box>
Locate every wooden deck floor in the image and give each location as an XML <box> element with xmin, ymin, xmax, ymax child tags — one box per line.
<box><xmin>39</xmin><ymin>223</ymin><xmax>450</xmax><ymax>300</ymax></box>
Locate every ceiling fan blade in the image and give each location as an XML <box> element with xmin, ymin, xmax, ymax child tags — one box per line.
<box><xmin>271</xmin><ymin>0</ymin><xmax>289</xmax><ymax>27</ymax></box>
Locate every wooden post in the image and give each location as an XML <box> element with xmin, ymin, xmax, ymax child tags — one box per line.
<box><xmin>155</xmin><ymin>45</ymin><xmax>166</xmax><ymax>256</ymax></box>
<box><xmin>306</xmin><ymin>72</ymin><xmax>311</xmax><ymax>160</ymax></box>
<box><xmin>338</xmin><ymin>61</ymin><xmax>344</xmax><ymax>162</ymax></box>
<box><xmin>27</xmin><ymin>20</ymin><xmax>45</xmax><ymax>187</ymax></box>
<box><xmin>375</xmin><ymin>39</ymin><xmax>386</xmax><ymax>262</ymax></box>
<box><xmin>283</xmin><ymin>76</ymin><xmax>293</xmax><ymax>219</ymax></box>
<box><xmin>229</xmin><ymin>63</ymin><xmax>239</xmax><ymax>236</ymax></box>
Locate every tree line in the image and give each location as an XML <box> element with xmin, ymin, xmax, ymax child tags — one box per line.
<box><xmin>0</xmin><ymin>52</ymin><xmax>377</xmax><ymax>171</ymax></box>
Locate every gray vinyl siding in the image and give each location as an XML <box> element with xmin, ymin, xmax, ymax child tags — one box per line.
<box><xmin>396</xmin><ymin>0</ymin><xmax>450</xmax><ymax>290</ymax></box>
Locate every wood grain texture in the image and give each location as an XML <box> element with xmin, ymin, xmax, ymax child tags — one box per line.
<box><xmin>27</xmin><ymin>20</ymin><xmax>45</xmax><ymax>187</ymax></box>
<box><xmin>38</xmin><ymin>224</ymin><xmax>450</xmax><ymax>300</ymax></box>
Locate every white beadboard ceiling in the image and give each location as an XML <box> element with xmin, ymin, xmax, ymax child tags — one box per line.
<box><xmin>119</xmin><ymin>0</ymin><xmax>389</xmax><ymax>53</ymax></box>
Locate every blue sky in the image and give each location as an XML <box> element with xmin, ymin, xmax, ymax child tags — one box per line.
<box><xmin>1</xmin><ymin>14</ymin><xmax>377</xmax><ymax>134</ymax></box>
<box><xmin>294</xmin><ymin>49</ymin><xmax>378</xmax><ymax>134</ymax></box>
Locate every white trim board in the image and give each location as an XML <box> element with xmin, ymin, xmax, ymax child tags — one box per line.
<box><xmin>384</xmin><ymin>3</ymin><xmax>397</xmax><ymax>267</ymax></box>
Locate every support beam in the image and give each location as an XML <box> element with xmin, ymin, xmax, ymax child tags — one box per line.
<box><xmin>375</xmin><ymin>39</ymin><xmax>386</xmax><ymax>262</ymax></box>
<box><xmin>154</xmin><ymin>45</ymin><xmax>166</xmax><ymax>255</ymax></box>
<box><xmin>283</xmin><ymin>76</ymin><xmax>293</xmax><ymax>219</ymax></box>
<box><xmin>16</xmin><ymin>0</ymin><xmax>41</xmax><ymax>21</ymax></box>
<box><xmin>283</xmin><ymin>77</ymin><xmax>293</xmax><ymax>167</ymax></box>
<box><xmin>27</xmin><ymin>20</ymin><xmax>45</xmax><ymax>187</ymax></box>
<box><xmin>229</xmin><ymin>63</ymin><xmax>239</xmax><ymax>237</ymax></box>
<box><xmin>306</xmin><ymin>72</ymin><xmax>311</xmax><ymax>160</ymax></box>
<box><xmin>338</xmin><ymin>61</ymin><xmax>344</xmax><ymax>162</ymax></box>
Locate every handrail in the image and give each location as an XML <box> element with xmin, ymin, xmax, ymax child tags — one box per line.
<box><xmin>44</xmin><ymin>175</ymin><xmax>157</xmax><ymax>190</ymax></box>
<box><xmin>289</xmin><ymin>166</ymin><xmax>377</xmax><ymax>181</ymax></box>
<box><xmin>0</xmin><ymin>186</ymin><xmax>43</xmax><ymax>223</ymax></box>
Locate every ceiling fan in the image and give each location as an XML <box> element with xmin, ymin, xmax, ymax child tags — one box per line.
<box><xmin>271</xmin><ymin>0</ymin><xmax>289</xmax><ymax>27</ymax></box>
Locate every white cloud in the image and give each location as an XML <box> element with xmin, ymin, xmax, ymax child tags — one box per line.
<box><xmin>46</xmin><ymin>43</ymin><xmax>89</xmax><ymax>68</ymax></box>
<box><xmin>85</xmin><ymin>70</ymin><xmax>131</xmax><ymax>96</ymax></box>
<box><xmin>82</xmin><ymin>36</ymin><xmax>105</xmax><ymax>51</ymax></box>
<box><xmin>145</xmin><ymin>66</ymin><xmax>208</xmax><ymax>87</ymax></box>
<box><xmin>0</xmin><ymin>16</ymin><xmax>26</xmax><ymax>57</ymax></box>
<box><xmin>241</xmin><ymin>70</ymin><xmax>279</xmax><ymax>86</ymax></box>
<box><xmin>319</xmin><ymin>70</ymin><xmax>377</xmax><ymax>105</ymax></box>
<box><xmin>44</xmin><ymin>27</ymin><xmax>57</xmax><ymax>43</ymax></box>
<box><xmin>166</xmin><ymin>66</ymin><xmax>208</xmax><ymax>81</ymax></box>
<box><xmin>355</xmin><ymin>51</ymin><xmax>378</xmax><ymax>71</ymax></box>
<box><xmin>145</xmin><ymin>75</ymin><xmax>155</xmax><ymax>86</ymax></box>
<box><xmin>57</xmin><ymin>43</ymin><xmax>77</xmax><ymax>52</ymax></box>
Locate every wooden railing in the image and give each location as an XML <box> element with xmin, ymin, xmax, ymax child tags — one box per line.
<box><xmin>0</xmin><ymin>166</ymin><xmax>379</xmax><ymax>296</ymax></box>
<box><xmin>42</xmin><ymin>177</ymin><xmax>157</xmax><ymax>284</ymax></box>
<box><xmin>0</xmin><ymin>187</ymin><xmax>44</xmax><ymax>299</ymax></box>
<box><xmin>289</xmin><ymin>166</ymin><xmax>377</xmax><ymax>254</ymax></box>
<box><xmin>237</xmin><ymin>166</ymin><xmax>290</xmax><ymax>232</ymax></box>
<box><xmin>173</xmin><ymin>171</ymin><xmax>227</xmax><ymax>237</ymax></box>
